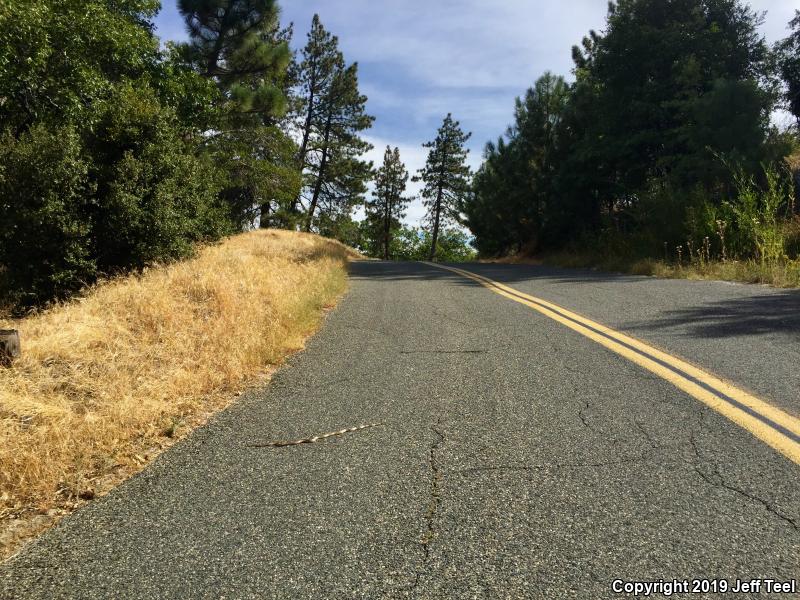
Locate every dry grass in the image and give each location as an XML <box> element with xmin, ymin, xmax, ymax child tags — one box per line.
<box><xmin>0</xmin><ymin>229</ymin><xmax>358</xmax><ymax>558</ymax></box>
<box><xmin>532</xmin><ymin>251</ymin><xmax>800</xmax><ymax>288</ymax></box>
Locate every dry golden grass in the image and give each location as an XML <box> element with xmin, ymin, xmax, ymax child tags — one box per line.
<box><xmin>534</xmin><ymin>251</ymin><xmax>800</xmax><ymax>288</ymax></box>
<box><xmin>646</xmin><ymin>258</ymin><xmax>800</xmax><ymax>287</ymax></box>
<box><xmin>0</xmin><ymin>229</ymin><xmax>358</xmax><ymax>558</ymax></box>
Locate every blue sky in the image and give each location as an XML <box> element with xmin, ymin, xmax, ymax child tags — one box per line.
<box><xmin>154</xmin><ymin>1</ymin><xmax>798</xmax><ymax>225</ymax></box>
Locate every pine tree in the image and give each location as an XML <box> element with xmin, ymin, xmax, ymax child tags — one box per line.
<box><xmin>177</xmin><ymin>0</ymin><xmax>290</xmax><ymax>122</ymax></box>
<box><xmin>777</xmin><ymin>11</ymin><xmax>800</xmax><ymax>127</ymax></box>
<box><xmin>295</xmin><ymin>16</ymin><xmax>342</xmax><ymax>177</ymax></box>
<box><xmin>177</xmin><ymin>0</ymin><xmax>298</xmax><ymax>228</ymax></box>
<box><xmin>463</xmin><ymin>73</ymin><xmax>570</xmax><ymax>255</ymax></box>
<box><xmin>414</xmin><ymin>114</ymin><xmax>472</xmax><ymax>261</ymax></box>
<box><xmin>289</xmin><ymin>15</ymin><xmax>373</xmax><ymax>232</ymax></box>
<box><xmin>301</xmin><ymin>60</ymin><xmax>374</xmax><ymax>232</ymax></box>
<box><xmin>365</xmin><ymin>147</ymin><xmax>410</xmax><ymax>259</ymax></box>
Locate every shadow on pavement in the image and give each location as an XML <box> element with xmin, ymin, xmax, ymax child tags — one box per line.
<box><xmin>348</xmin><ymin>260</ymin><xmax>635</xmax><ymax>285</ymax></box>
<box><xmin>350</xmin><ymin>260</ymin><xmax>800</xmax><ymax>340</ymax></box>
<box><xmin>626</xmin><ymin>291</ymin><xmax>800</xmax><ymax>339</ymax></box>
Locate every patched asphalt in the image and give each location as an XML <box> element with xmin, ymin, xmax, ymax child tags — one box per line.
<box><xmin>2</xmin><ymin>261</ymin><xmax>798</xmax><ymax>599</ymax></box>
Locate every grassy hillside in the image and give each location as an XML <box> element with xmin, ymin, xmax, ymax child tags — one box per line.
<box><xmin>0</xmin><ymin>230</ymin><xmax>358</xmax><ymax>559</ymax></box>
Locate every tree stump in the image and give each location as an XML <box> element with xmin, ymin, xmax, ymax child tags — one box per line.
<box><xmin>0</xmin><ymin>330</ymin><xmax>20</xmax><ymax>366</ymax></box>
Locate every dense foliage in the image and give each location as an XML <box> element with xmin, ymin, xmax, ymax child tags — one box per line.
<box><xmin>175</xmin><ymin>0</ymin><xmax>299</xmax><ymax>230</ymax></box>
<box><xmin>8</xmin><ymin>0</ymin><xmax>796</xmax><ymax>305</ymax></box>
<box><xmin>389</xmin><ymin>228</ymin><xmax>477</xmax><ymax>262</ymax></box>
<box><xmin>0</xmin><ymin>0</ymin><xmax>229</xmax><ymax>305</ymax></box>
<box><xmin>464</xmin><ymin>0</ymin><xmax>799</xmax><ymax>264</ymax></box>
<box><xmin>777</xmin><ymin>10</ymin><xmax>800</xmax><ymax>127</ymax></box>
<box><xmin>0</xmin><ymin>3</ymin><xmax>383</xmax><ymax>307</ymax></box>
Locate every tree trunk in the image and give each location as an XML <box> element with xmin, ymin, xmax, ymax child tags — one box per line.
<box><xmin>428</xmin><ymin>146</ymin><xmax>448</xmax><ymax>261</ymax></box>
<box><xmin>428</xmin><ymin>187</ymin><xmax>443</xmax><ymax>261</ymax></box>
<box><xmin>383</xmin><ymin>191</ymin><xmax>392</xmax><ymax>260</ymax></box>
<box><xmin>306</xmin><ymin>102</ymin><xmax>333</xmax><ymax>231</ymax></box>
<box><xmin>305</xmin><ymin>148</ymin><xmax>328</xmax><ymax>232</ymax></box>
<box><xmin>383</xmin><ymin>212</ymin><xmax>390</xmax><ymax>260</ymax></box>
<box><xmin>0</xmin><ymin>330</ymin><xmax>20</xmax><ymax>366</ymax></box>
<box><xmin>298</xmin><ymin>67</ymin><xmax>316</xmax><ymax>165</ymax></box>
<box><xmin>293</xmin><ymin>65</ymin><xmax>317</xmax><ymax>216</ymax></box>
<box><xmin>305</xmin><ymin>110</ymin><xmax>333</xmax><ymax>232</ymax></box>
<box><xmin>204</xmin><ymin>6</ymin><xmax>229</xmax><ymax>78</ymax></box>
<box><xmin>259</xmin><ymin>202</ymin><xmax>271</xmax><ymax>228</ymax></box>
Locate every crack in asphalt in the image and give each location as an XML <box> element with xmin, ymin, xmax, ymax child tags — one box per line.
<box><xmin>578</xmin><ymin>401</ymin><xmax>591</xmax><ymax>429</ymax></box>
<box><xmin>452</xmin><ymin>419</ymin><xmax>669</xmax><ymax>478</ymax></box>
<box><xmin>400</xmin><ymin>349</ymin><xmax>486</xmax><ymax>355</ymax></box>
<box><xmin>409</xmin><ymin>418</ymin><xmax>446</xmax><ymax>594</ymax></box>
<box><xmin>422</xmin><ymin>419</ymin><xmax>445</xmax><ymax>557</ymax></box>
<box><xmin>428</xmin><ymin>305</ymin><xmax>481</xmax><ymax>330</ymax></box>
<box><xmin>689</xmin><ymin>414</ymin><xmax>798</xmax><ymax>532</ymax></box>
<box><xmin>450</xmin><ymin>455</ymin><xmax>654</xmax><ymax>475</ymax></box>
<box><xmin>634</xmin><ymin>419</ymin><xmax>659</xmax><ymax>449</ymax></box>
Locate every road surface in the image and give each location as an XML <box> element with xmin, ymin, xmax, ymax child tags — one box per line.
<box><xmin>2</xmin><ymin>261</ymin><xmax>799</xmax><ymax>599</ymax></box>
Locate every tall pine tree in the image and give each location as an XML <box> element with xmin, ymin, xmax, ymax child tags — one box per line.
<box><xmin>294</xmin><ymin>16</ymin><xmax>342</xmax><ymax>187</ymax></box>
<box><xmin>414</xmin><ymin>114</ymin><xmax>471</xmax><ymax>260</ymax></box>
<box><xmin>777</xmin><ymin>11</ymin><xmax>800</xmax><ymax>127</ymax></box>
<box><xmin>177</xmin><ymin>0</ymin><xmax>290</xmax><ymax>121</ymax></box>
<box><xmin>365</xmin><ymin>146</ymin><xmax>410</xmax><ymax>259</ymax></box>
<box><xmin>282</xmin><ymin>15</ymin><xmax>344</xmax><ymax>225</ymax></box>
<box><xmin>299</xmin><ymin>58</ymin><xmax>374</xmax><ymax>232</ymax></box>
<box><xmin>463</xmin><ymin>73</ymin><xmax>570</xmax><ymax>255</ymax></box>
<box><xmin>177</xmin><ymin>0</ymin><xmax>298</xmax><ymax>228</ymax></box>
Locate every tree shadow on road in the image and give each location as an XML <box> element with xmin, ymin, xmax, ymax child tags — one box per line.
<box><xmin>350</xmin><ymin>260</ymin><xmax>800</xmax><ymax>339</ymax></box>
<box><xmin>348</xmin><ymin>260</ymin><xmax>636</xmax><ymax>285</ymax></box>
<box><xmin>624</xmin><ymin>291</ymin><xmax>800</xmax><ymax>339</ymax></box>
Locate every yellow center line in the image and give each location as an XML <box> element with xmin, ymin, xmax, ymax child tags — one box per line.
<box><xmin>422</xmin><ymin>261</ymin><xmax>800</xmax><ymax>466</ymax></box>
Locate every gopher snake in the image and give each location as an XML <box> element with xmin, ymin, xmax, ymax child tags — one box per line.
<box><xmin>252</xmin><ymin>423</ymin><xmax>384</xmax><ymax>448</ymax></box>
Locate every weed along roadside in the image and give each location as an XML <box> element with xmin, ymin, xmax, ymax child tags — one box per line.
<box><xmin>480</xmin><ymin>163</ymin><xmax>800</xmax><ymax>288</ymax></box>
<box><xmin>0</xmin><ymin>230</ymin><xmax>359</xmax><ymax>560</ymax></box>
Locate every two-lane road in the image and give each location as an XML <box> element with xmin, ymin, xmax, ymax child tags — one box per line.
<box><xmin>2</xmin><ymin>261</ymin><xmax>799</xmax><ymax>599</ymax></box>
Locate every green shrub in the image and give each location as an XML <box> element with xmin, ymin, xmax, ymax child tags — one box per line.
<box><xmin>0</xmin><ymin>82</ymin><xmax>231</xmax><ymax>306</ymax></box>
<box><xmin>88</xmin><ymin>81</ymin><xmax>230</xmax><ymax>272</ymax></box>
<box><xmin>0</xmin><ymin>125</ymin><xmax>96</xmax><ymax>304</ymax></box>
<box><xmin>689</xmin><ymin>164</ymin><xmax>792</xmax><ymax>263</ymax></box>
<box><xmin>390</xmin><ymin>227</ymin><xmax>476</xmax><ymax>262</ymax></box>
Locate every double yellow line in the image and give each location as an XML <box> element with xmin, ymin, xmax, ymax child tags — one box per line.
<box><xmin>422</xmin><ymin>262</ymin><xmax>800</xmax><ymax>466</ymax></box>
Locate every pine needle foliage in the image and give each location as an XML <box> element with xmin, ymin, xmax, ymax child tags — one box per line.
<box><xmin>414</xmin><ymin>114</ymin><xmax>472</xmax><ymax>261</ymax></box>
<box><xmin>365</xmin><ymin>147</ymin><xmax>411</xmax><ymax>259</ymax></box>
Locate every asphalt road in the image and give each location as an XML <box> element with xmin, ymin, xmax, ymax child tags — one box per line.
<box><xmin>2</xmin><ymin>261</ymin><xmax>799</xmax><ymax>599</ymax></box>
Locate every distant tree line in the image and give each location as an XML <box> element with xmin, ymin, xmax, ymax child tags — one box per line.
<box><xmin>464</xmin><ymin>0</ymin><xmax>800</xmax><ymax>263</ymax></box>
<box><xmin>0</xmin><ymin>1</ymin><xmax>477</xmax><ymax>308</ymax></box>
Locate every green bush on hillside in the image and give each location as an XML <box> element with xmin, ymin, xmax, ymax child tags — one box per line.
<box><xmin>0</xmin><ymin>1</ymin><xmax>235</xmax><ymax>307</ymax></box>
<box><xmin>0</xmin><ymin>125</ymin><xmax>96</xmax><ymax>303</ymax></box>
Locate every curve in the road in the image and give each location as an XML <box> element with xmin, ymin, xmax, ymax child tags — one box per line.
<box><xmin>423</xmin><ymin>261</ymin><xmax>800</xmax><ymax>466</ymax></box>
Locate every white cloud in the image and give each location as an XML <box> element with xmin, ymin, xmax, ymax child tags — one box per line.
<box><xmin>287</xmin><ymin>0</ymin><xmax>606</xmax><ymax>90</ymax></box>
<box><xmin>749</xmin><ymin>0</ymin><xmax>798</xmax><ymax>42</ymax></box>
